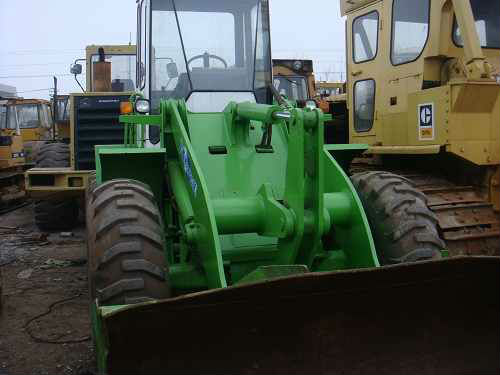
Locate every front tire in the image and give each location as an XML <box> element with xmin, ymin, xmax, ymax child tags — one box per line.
<box><xmin>351</xmin><ymin>171</ymin><xmax>444</xmax><ymax>265</ymax></box>
<box><xmin>86</xmin><ymin>179</ymin><xmax>171</xmax><ymax>305</ymax></box>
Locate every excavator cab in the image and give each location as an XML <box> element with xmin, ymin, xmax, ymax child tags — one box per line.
<box><xmin>272</xmin><ymin>59</ymin><xmax>315</xmax><ymax>103</ymax></box>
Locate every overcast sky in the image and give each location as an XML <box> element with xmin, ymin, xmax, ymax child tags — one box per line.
<box><xmin>0</xmin><ymin>1</ymin><xmax>346</xmax><ymax>99</ymax></box>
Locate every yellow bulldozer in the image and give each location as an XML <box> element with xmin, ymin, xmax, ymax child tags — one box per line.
<box><xmin>330</xmin><ymin>0</ymin><xmax>500</xmax><ymax>256</ymax></box>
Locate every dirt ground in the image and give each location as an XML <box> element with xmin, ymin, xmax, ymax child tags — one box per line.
<box><xmin>0</xmin><ymin>204</ymin><xmax>95</xmax><ymax>375</ymax></box>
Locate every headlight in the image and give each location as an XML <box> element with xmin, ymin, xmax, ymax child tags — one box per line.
<box><xmin>135</xmin><ymin>99</ymin><xmax>151</xmax><ymax>114</ymax></box>
<box><xmin>305</xmin><ymin>100</ymin><xmax>317</xmax><ymax>110</ymax></box>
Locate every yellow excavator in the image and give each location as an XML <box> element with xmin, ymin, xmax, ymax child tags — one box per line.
<box><xmin>334</xmin><ymin>0</ymin><xmax>500</xmax><ymax>256</ymax></box>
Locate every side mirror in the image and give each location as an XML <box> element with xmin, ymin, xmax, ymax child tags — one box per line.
<box><xmin>70</xmin><ymin>63</ymin><xmax>83</xmax><ymax>75</ymax></box>
<box><xmin>167</xmin><ymin>62</ymin><xmax>179</xmax><ymax>79</ymax></box>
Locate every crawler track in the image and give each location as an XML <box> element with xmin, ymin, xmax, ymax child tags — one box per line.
<box><xmin>351</xmin><ymin>164</ymin><xmax>500</xmax><ymax>256</ymax></box>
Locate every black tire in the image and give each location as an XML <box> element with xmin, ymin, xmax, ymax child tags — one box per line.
<box><xmin>34</xmin><ymin>197</ymin><xmax>79</xmax><ymax>231</ymax></box>
<box><xmin>36</xmin><ymin>142</ymin><xmax>70</xmax><ymax>168</ymax></box>
<box><xmin>34</xmin><ymin>142</ymin><xmax>79</xmax><ymax>231</ymax></box>
<box><xmin>86</xmin><ymin>179</ymin><xmax>170</xmax><ymax>306</ymax></box>
<box><xmin>351</xmin><ymin>171</ymin><xmax>444</xmax><ymax>265</ymax></box>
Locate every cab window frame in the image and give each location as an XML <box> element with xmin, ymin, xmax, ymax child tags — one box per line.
<box><xmin>452</xmin><ymin>4</ymin><xmax>500</xmax><ymax>50</ymax></box>
<box><xmin>390</xmin><ymin>0</ymin><xmax>431</xmax><ymax>66</ymax></box>
<box><xmin>353</xmin><ymin>78</ymin><xmax>376</xmax><ymax>133</ymax></box>
<box><xmin>352</xmin><ymin>10</ymin><xmax>380</xmax><ymax>64</ymax></box>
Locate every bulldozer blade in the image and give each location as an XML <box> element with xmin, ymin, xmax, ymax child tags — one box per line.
<box><xmin>100</xmin><ymin>256</ymin><xmax>500</xmax><ymax>375</ymax></box>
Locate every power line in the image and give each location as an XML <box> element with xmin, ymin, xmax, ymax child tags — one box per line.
<box><xmin>0</xmin><ymin>62</ymin><xmax>70</xmax><ymax>68</ymax></box>
<box><xmin>0</xmin><ymin>73</ymin><xmax>74</xmax><ymax>79</ymax></box>
<box><xmin>0</xmin><ymin>49</ymin><xmax>85</xmax><ymax>56</ymax></box>
<box><xmin>16</xmin><ymin>88</ymin><xmax>53</xmax><ymax>94</ymax></box>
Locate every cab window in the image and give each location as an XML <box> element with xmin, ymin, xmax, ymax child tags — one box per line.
<box><xmin>391</xmin><ymin>0</ymin><xmax>430</xmax><ymax>65</ymax></box>
<box><xmin>16</xmin><ymin>104</ymin><xmax>40</xmax><ymax>129</ymax></box>
<box><xmin>453</xmin><ymin>0</ymin><xmax>500</xmax><ymax>49</ymax></box>
<box><xmin>353</xmin><ymin>11</ymin><xmax>379</xmax><ymax>63</ymax></box>
<box><xmin>0</xmin><ymin>106</ymin><xmax>6</xmax><ymax>129</ymax></box>
<box><xmin>354</xmin><ymin>79</ymin><xmax>375</xmax><ymax>133</ymax></box>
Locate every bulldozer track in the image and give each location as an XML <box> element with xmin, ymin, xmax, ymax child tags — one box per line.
<box><xmin>351</xmin><ymin>163</ymin><xmax>500</xmax><ymax>256</ymax></box>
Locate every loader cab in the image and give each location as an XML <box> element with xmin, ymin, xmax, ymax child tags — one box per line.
<box><xmin>137</xmin><ymin>0</ymin><xmax>273</xmax><ymax>113</ymax></box>
<box><xmin>272</xmin><ymin>59</ymin><xmax>315</xmax><ymax>104</ymax></box>
<box><xmin>85</xmin><ymin>45</ymin><xmax>137</xmax><ymax>92</ymax></box>
<box><xmin>52</xmin><ymin>95</ymin><xmax>70</xmax><ymax>141</ymax></box>
<box><xmin>343</xmin><ymin>0</ymin><xmax>500</xmax><ymax>164</ymax></box>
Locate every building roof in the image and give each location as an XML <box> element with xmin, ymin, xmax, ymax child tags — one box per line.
<box><xmin>0</xmin><ymin>83</ymin><xmax>17</xmax><ymax>99</ymax></box>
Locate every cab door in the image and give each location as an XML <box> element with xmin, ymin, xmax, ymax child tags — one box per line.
<box><xmin>346</xmin><ymin>1</ymin><xmax>382</xmax><ymax>145</ymax></box>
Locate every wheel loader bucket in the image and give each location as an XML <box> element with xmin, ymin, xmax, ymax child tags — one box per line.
<box><xmin>95</xmin><ymin>256</ymin><xmax>500</xmax><ymax>375</ymax></box>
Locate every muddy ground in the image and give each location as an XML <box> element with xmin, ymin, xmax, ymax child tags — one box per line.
<box><xmin>0</xmin><ymin>204</ymin><xmax>95</xmax><ymax>375</ymax></box>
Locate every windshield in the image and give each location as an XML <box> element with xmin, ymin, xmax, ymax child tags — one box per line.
<box><xmin>150</xmin><ymin>0</ymin><xmax>272</xmax><ymax>109</ymax></box>
<box><xmin>91</xmin><ymin>54</ymin><xmax>137</xmax><ymax>91</ymax></box>
<box><xmin>453</xmin><ymin>1</ymin><xmax>500</xmax><ymax>49</ymax></box>
<box><xmin>273</xmin><ymin>76</ymin><xmax>309</xmax><ymax>101</ymax></box>
<box><xmin>55</xmin><ymin>97</ymin><xmax>70</xmax><ymax>122</ymax></box>
<box><xmin>16</xmin><ymin>104</ymin><xmax>40</xmax><ymax>129</ymax></box>
<box><xmin>0</xmin><ymin>105</ymin><xmax>18</xmax><ymax>131</ymax></box>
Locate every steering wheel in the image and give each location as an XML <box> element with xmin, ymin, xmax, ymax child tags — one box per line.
<box><xmin>187</xmin><ymin>52</ymin><xmax>228</xmax><ymax>69</ymax></box>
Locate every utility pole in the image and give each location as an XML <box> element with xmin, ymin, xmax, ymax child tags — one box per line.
<box><xmin>52</xmin><ymin>76</ymin><xmax>58</xmax><ymax>141</ymax></box>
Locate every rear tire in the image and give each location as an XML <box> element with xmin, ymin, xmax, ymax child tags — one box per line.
<box><xmin>34</xmin><ymin>142</ymin><xmax>79</xmax><ymax>231</ymax></box>
<box><xmin>351</xmin><ymin>171</ymin><xmax>444</xmax><ymax>265</ymax></box>
<box><xmin>86</xmin><ymin>179</ymin><xmax>170</xmax><ymax>306</ymax></box>
<box><xmin>34</xmin><ymin>198</ymin><xmax>79</xmax><ymax>231</ymax></box>
<box><xmin>36</xmin><ymin>142</ymin><xmax>70</xmax><ymax>167</ymax></box>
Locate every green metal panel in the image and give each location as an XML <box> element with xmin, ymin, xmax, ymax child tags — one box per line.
<box><xmin>322</xmin><ymin>150</ymin><xmax>379</xmax><ymax>268</ymax></box>
<box><xmin>236</xmin><ymin>265</ymin><xmax>309</xmax><ymax>285</ymax></box>
<box><xmin>166</xmin><ymin>100</ymin><xmax>227</xmax><ymax>289</ymax></box>
<box><xmin>325</xmin><ymin>144</ymin><xmax>369</xmax><ymax>173</ymax></box>
<box><xmin>96</xmin><ymin>99</ymin><xmax>379</xmax><ymax>293</ymax></box>
<box><xmin>95</xmin><ymin>145</ymin><xmax>166</xmax><ymax>204</ymax></box>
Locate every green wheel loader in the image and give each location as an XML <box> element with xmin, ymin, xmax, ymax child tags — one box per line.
<box><xmin>86</xmin><ymin>0</ymin><xmax>500</xmax><ymax>373</ymax></box>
